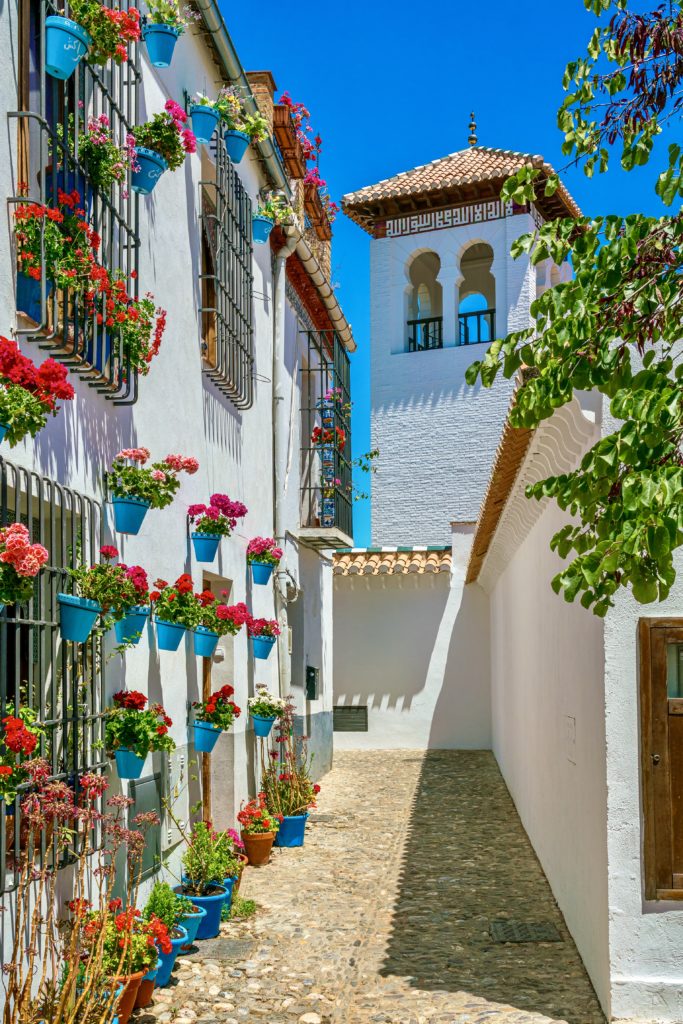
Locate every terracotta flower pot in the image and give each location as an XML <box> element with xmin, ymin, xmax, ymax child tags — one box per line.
<box><xmin>114</xmin><ymin>971</ymin><xmax>144</xmax><ymax>1024</ymax></box>
<box><xmin>241</xmin><ymin>830</ymin><xmax>275</xmax><ymax>867</ymax></box>
<box><xmin>233</xmin><ymin>852</ymin><xmax>249</xmax><ymax>894</ymax></box>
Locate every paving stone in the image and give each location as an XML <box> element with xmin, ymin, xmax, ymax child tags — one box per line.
<box><xmin>132</xmin><ymin>751</ymin><xmax>605</xmax><ymax>1024</ymax></box>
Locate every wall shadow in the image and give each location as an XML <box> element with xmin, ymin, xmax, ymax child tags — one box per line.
<box><xmin>380</xmin><ymin>750</ymin><xmax>605</xmax><ymax>1024</ymax></box>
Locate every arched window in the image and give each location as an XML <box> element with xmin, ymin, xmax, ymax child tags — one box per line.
<box><xmin>459</xmin><ymin>244</ymin><xmax>495</xmax><ymax>345</ymax></box>
<box><xmin>407</xmin><ymin>252</ymin><xmax>442</xmax><ymax>351</ymax></box>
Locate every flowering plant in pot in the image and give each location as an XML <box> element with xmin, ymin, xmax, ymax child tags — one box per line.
<box><xmin>111</xmin><ymin>560</ymin><xmax>151</xmax><ymax>648</ymax></box>
<box><xmin>59</xmin><ymin>544</ymin><xmax>136</xmax><ymax>643</ymax></box>
<box><xmin>279</xmin><ymin>91</ymin><xmax>321</xmax><ymax>163</ymax></box>
<box><xmin>246</xmin><ymin>537</ymin><xmax>283</xmax><ymax>586</ymax></box>
<box><xmin>192</xmin><ymin>684</ymin><xmax>241</xmax><ymax>753</ymax></box>
<box><xmin>253</xmin><ymin>192</ymin><xmax>294</xmax><ymax>244</ymax></box>
<box><xmin>109</xmin><ymin>447</ymin><xmax>198</xmax><ymax>535</ymax></box>
<box><xmin>311</xmin><ymin>425</ymin><xmax>346</xmax><ymax>452</ymax></box>
<box><xmin>131</xmin><ymin>99</ymin><xmax>196</xmax><ymax>195</ymax></box>
<box><xmin>165</xmin><ymin>820</ymin><xmax>235</xmax><ymax>939</ymax></box>
<box><xmin>189</xmin><ymin>93</ymin><xmax>222</xmax><ymax>144</ymax></box>
<box><xmin>247</xmin><ymin>684</ymin><xmax>286</xmax><ymax>738</ymax></box>
<box><xmin>142</xmin><ymin>0</ymin><xmax>194</xmax><ymax>67</ymax></box>
<box><xmin>262</xmin><ymin>695</ymin><xmax>320</xmax><ymax>849</ymax></box>
<box><xmin>215</xmin><ymin>87</ymin><xmax>268</xmax><ymax>164</ymax></box>
<box><xmin>93</xmin><ymin>904</ymin><xmax>165</xmax><ymax>1021</ymax></box>
<box><xmin>85</xmin><ymin>270</ymin><xmax>166</xmax><ymax>375</ymax></box>
<box><xmin>45</xmin><ymin>1</ymin><xmax>140</xmax><ymax>81</ymax></box>
<box><xmin>247</xmin><ymin>616</ymin><xmax>281</xmax><ymax>661</ymax></box>
<box><xmin>52</xmin><ymin>112</ymin><xmax>136</xmax><ymax>198</ymax></box>
<box><xmin>0</xmin><ymin>708</ymin><xmax>44</xmax><ymax>805</ymax></box>
<box><xmin>142</xmin><ymin>882</ymin><xmax>193</xmax><ymax>989</ymax></box>
<box><xmin>192</xmin><ymin>592</ymin><xmax>249</xmax><ymax>657</ymax></box>
<box><xmin>104</xmin><ymin>689</ymin><xmax>175</xmax><ymax>779</ymax></box>
<box><xmin>0</xmin><ymin>336</ymin><xmax>74</xmax><ymax>447</ymax></box>
<box><xmin>188</xmin><ymin>493</ymin><xmax>247</xmax><ymax>562</ymax></box>
<box><xmin>237</xmin><ymin>794</ymin><xmax>281</xmax><ymax>867</ymax></box>
<box><xmin>150</xmin><ymin>574</ymin><xmax>202</xmax><ymax>651</ymax></box>
<box><xmin>0</xmin><ymin>523</ymin><xmax>49</xmax><ymax>610</ymax></box>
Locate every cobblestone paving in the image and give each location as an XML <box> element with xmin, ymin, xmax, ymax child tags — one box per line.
<box><xmin>138</xmin><ymin>750</ymin><xmax>605</xmax><ymax>1024</ymax></box>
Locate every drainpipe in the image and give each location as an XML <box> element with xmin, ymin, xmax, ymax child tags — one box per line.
<box><xmin>273</xmin><ymin>225</ymin><xmax>301</xmax><ymax>697</ymax></box>
<box><xmin>294</xmin><ymin>236</ymin><xmax>356</xmax><ymax>352</ymax></box>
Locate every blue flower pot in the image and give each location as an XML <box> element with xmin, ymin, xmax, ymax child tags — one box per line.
<box><xmin>173</xmin><ymin>885</ymin><xmax>226</xmax><ymax>940</ymax></box>
<box><xmin>142</xmin><ymin>959</ymin><xmax>161</xmax><ymax>982</ymax></box>
<box><xmin>84</xmin><ymin>331</ymin><xmax>112</xmax><ymax>374</ymax></box>
<box><xmin>191</xmin><ymin>532</ymin><xmax>221</xmax><ymax>562</ymax></box>
<box><xmin>142</xmin><ymin>23</ymin><xmax>180</xmax><ymax>67</ymax></box>
<box><xmin>224</xmin><ymin>129</ymin><xmax>250</xmax><ymax>164</ymax></box>
<box><xmin>45</xmin><ymin>16</ymin><xmax>91</xmax><ymax>80</ymax></box>
<box><xmin>193</xmin><ymin>627</ymin><xmax>219</xmax><ymax>658</ymax></box>
<box><xmin>42</xmin><ymin>165</ymin><xmax>93</xmax><ymax>212</ymax></box>
<box><xmin>114</xmin><ymin>606</ymin><xmax>149</xmax><ymax>646</ymax></box>
<box><xmin>112</xmin><ymin>496</ymin><xmax>150</xmax><ymax>535</ymax></box>
<box><xmin>57</xmin><ymin>593</ymin><xmax>101</xmax><ymax>643</ymax></box>
<box><xmin>250</xmin><ymin>560</ymin><xmax>274</xmax><ymax>586</ymax></box>
<box><xmin>0</xmin><ymin>604</ymin><xmax>5</xmax><ymax>615</ymax></box>
<box><xmin>251</xmin><ymin>713</ymin><xmax>276</xmax><ymax>738</ymax></box>
<box><xmin>16</xmin><ymin>272</ymin><xmax>52</xmax><ymax>323</ymax></box>
<box><xmin>252</xmin><ymin>215</ymin><xmax>274</xmax><ymax>245</ymax></box>
<box><xmin>154</xmin><ymin>924</ymin><xmax>188</xmax><ymax>987</ymax></box>
<box><xmin>178</xmin><ymin>903</ymin><xmax>207</xmax><ymax>953</ymax></box>
<box><xmin>274</xmin><ymin>813</ymin><xmax>308</xmax><ymax>848</ymax></box>
<box><xmin>251</xmin><ymin>634</ymin><xmax>276</xmax><ymax>660</ymax></box>
<box><xmin>131</xmin><ymin>147</ymin><xmax>168</xmax><ymax>195</ymax></box>
<box><xmin>114</xmin><ymin>747</ymin><xmax>145</xmax><ymax>780</ymax></box>
<box><xmin>221</xmin><ymin>875</ymin><xmax>237</xmax><ymax>912</ymax></box>
<box><xmin>0</xmin><ymin>424</ymin><xmax>7</xmax><ymax>445</ymax></box>
<box><xmin>190</xmin><ymin>104</ymin><xmax>219</xmax><ymax>144</ymax></box>
<box><xmin>155</xmin><ymin>618</ymin><xmax>186</xmax><ymax>651</ymax></box>
<box><xmin>193</xmin><ymin>720</ymin><xmax>221</xmax><ymax>752</ymax></box>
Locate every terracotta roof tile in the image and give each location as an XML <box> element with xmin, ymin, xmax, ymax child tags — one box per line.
<box><xmin>333</xmin><ymin>547</ymin><xmax>452</xmax><ymax>576</ymax></box>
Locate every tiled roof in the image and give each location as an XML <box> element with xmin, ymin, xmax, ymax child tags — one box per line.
<box><xmin>333</xmin><ymin>546</ymin><xmax>452</xmax><ymax>576</ymax></box>
<box><xmin>342</xmin><ymin>146</ymin><xmax>580</xmax><ymax>233</ymax></box>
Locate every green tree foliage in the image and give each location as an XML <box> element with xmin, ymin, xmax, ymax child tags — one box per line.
<box><xmin>466</xmin><ymin>0</ymin><xmax>683</xmax><ymax>615</ymax></box>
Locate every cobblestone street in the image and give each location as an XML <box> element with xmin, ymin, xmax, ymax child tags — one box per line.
<box><xmin>139</xmin><ymin>750</ymin><xmax>605</xmax><ymax>1024</ymax></box>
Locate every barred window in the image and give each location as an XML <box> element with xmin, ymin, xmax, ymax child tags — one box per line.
<box><xmin>12</xmin><ymin>0</ymin><xmax>142</xmax><ymax>404</ymax></box>
<box><xmin>200</xmin><ymin>138</ymin><xmax>254</xmax><ymax>410</ymax></box>
<box><xmin>0</xmin><ymin>457</ymin><xmax>105</xmax><ymax>894</ymax></box>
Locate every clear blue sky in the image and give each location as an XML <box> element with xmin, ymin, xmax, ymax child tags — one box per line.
<box><xmin>221</xmin><ymin>0</ymin><xmax>666</xmax><ymax>545</ymax></box>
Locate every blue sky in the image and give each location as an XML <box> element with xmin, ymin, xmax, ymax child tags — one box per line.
<box><xmin>221</xmin><ymin>0</ymin><xmax>666</xmax><ymax>545</ymax></box>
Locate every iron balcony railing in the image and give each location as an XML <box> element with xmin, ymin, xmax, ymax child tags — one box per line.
<box><xmin>300</xmin><ymin>331</ymin><xmax>353</xmax><ymax>539</ymax></box>
<box><xmin>459</xmin><ymin>308</ymin><xmax>495</xmax><ymax>345</ymax></box>
<box><xmin>407</xmin><ymin>316</ymin><xmax>443</xmax><ymax>352</ymax></box>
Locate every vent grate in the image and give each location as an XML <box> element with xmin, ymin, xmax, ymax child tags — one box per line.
<box><xmin>490</xmin><ymin>920</ymin><xmax>563</xmax><ymax>943</ymax></box>
<box><xmin>333</xmin><ymin>706</ymin><xmax>368</xmax><ymax>732</ymax></box>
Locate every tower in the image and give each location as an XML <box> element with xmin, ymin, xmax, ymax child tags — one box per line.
<box><xmin>342</xmin><ymin>136</ymin><xmax>577</xmax><ymax>546</ymax></box>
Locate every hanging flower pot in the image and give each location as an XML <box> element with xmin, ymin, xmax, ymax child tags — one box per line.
<box><xmin>142</xmin><ymin>23</ymin><xmax>180</xmax><ymax>67</ymax></box>
<box><xmin>113</xmin><ymin>971</ymin><xmax>144</xmax><ymax>1024</ymax></box>
<box><xmin>112</xmin><ymin>496</ymin><xmax>151</xmax><ymax>535</ymax></box>
<box><xmin>57</xmin><ymin>593</ymin><xmax>101</xmax><ymax>643</ymax></box>
<box><xmin>45</xmin><ymin>15</ymin><xmax>92</xmax><ymax>80</ymax></box>
<box><xmin>192</xmin><ymin>719</ymin><xmax>221</xmax><ymax>752</ymax></box>
<box><xmin>16</xmin><ymin>273</ymin><xmax>53</xmax><ymax>324</ymax></box>
<box><xmin>114</xmin><ymin>605</ymin><xmax>149</xmax><ymax>646</ymax></box>
<box><xmin>131</xmin><ymin>147</ymin><xmax>168</xmax><ymax>195</ymax></box>
<box><xmin>190</xmin><ymin>104</ymin><xmax>220</xmax><ymax>144</ymax></box>
<box><xmin>154</xmin><ymin>924</ymin><xmax>188</xmax><ymax>987</ymax></box>
<box><xmin>274</xmin><ymin>813</ymin><xmax>309</xmax><ymax>848</ymax></box>
<box><xmin>252</xmin><ymin>214</ymin><xmax>274</xmax><ymax>245</ymax></box>
<box><xmin>224</xmin><ymin>129</ymin><xmax>250</xmax><ymax>164</ymax></box>
<box><xmin>114</xmin><ymin>747</ymin><xmax>145</xmax><ymax>780</ymax></box>
<box><xmin>251</xmin><ymin>634</ymin><xmax>276</xmax><ymax>660</ymax></box>
<box><xmin>155</xmin><ymin>617</ymin><xmax>186</xmax><ymax>651</ymax></box>
<box><xmin>240</xmin><ymin>830</ymin><xmax>275</xmax><ymax>867</ymax></box>
<box><xmin>193</xmin><ymin>626</ymin><xmax>219</xmax><ymax>658</ymax></box>
<box><xmin>173</xmin><ymin>884</ymin><xmax>226</xmax><ymax>940</ymax></box>
<box><xmin>250</xmin><ymin>560</ymin><xmax>274</xmax><ymax>586</ymax></box>
<box><xmin>250</xmin><ymin>713</ymin><xmax>276</xmax><ymax>738</ymax></box>
<box><xmin>178</xmin><ymin>903</ymin><xmax>207</xmax><ymax>953</ymax></box>
<box><xmin>191</xmin><ymin>532</ymin><xmax>221</xmax><ymax>563</ymax></box>
<box><xmin>134</xmin><ymin>958</ymin><xmax>161</xmax><ymax>1009</ymax></box>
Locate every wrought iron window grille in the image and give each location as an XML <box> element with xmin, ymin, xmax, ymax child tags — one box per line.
<box><xmin>0</xmin><ymin>456</ymin><xmax>106</xmax><ymax>894</ymax></box>
<box><xmin>8</xmin><ymin>0</ymin><xmax>142</xmax><ymax>404</ymax></box>
<box><xmin>407</xmin><ymin>316</ymin><xmax>443</xmax><ymax>352</ymax></box>
<box><xmin>300</xmin><ymin>330</ymin><xmax>353</xmax><ymax>539</ymax></box>
<box><xmin>459</xmin><ymin>308</ymin><xmax>495</xmax><ymax>346</ymax></box>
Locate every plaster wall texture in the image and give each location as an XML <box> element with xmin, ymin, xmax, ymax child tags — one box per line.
<box><xmin>0</xmin><ymin>9</ymin><xmax>334</xmax><ymax>892</ymax></box>
<box><xmin>370</xmin><ymin>214</ymin><xmax>536</xmax><ymax>546</ymax></box>
<box><xmin>333</xmin><ymin>528</ymin><xmax>491</xmax><ymax>750</ymax></box>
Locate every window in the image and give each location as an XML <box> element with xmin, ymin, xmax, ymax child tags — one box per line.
<box><xmin>13</xmin><ymin>0</ymin><xmax>142</xmax><ymax>403</ymax></box>
<box><xmin>0</xmin><ymin>455</ymin><xmax>105</xmax><ymax>894</ymax></box>
<box><xmin>406</xmin><ymin>251</ymin><xmax>442</xmax><ymax>352</ymax></box>
<box><xmin>639</xmin><ymin>618</ymin><xmax>683</xmax><ymax>899</ymax></box>
<box><xmin>200</xmin><ymin>137</ymin><xmax>254</xmax><ymax>410</ymax></box>
<box><xmin>458</xmin><ymin>243</ymin><xmax>495</xmax><ymax>345</ymax></box>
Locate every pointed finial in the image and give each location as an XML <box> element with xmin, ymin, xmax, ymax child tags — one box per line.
<box><xmin>468</xmin><ymin>112</ymin><xmax>478</xmax><ymax>147</ymax></box>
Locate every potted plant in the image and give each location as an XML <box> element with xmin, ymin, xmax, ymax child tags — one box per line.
<box><xmin>170</xmin><ymin>821</ymin><xmax>232</xmax><ymax>939</ymax></box>
<box><xmin>193</xmin><ymin>594</ymin><xmax>249</xmax><ymax>657</ymax></box>
<box><xmin>95</xmin><ymin>905</ymin><xmax>165</xmax><ymax>1024</ymax></box>
<box><xmin>188</xmin><ymin>493</ymin><xmax>247</xmax><ymax>562</ymax></box>
<box><xmin>85</xmin><ymin>271</ymin><xmax>167</xmax><ymax>376</ymax></box>
<box><xmin>189</xmin><ymin>93</ymin><xmax>222</xmax><ymax>145</ymax></box>
<box><xmin>104</xmin><ymin>689</ymin><xmax>175</xmax><ymax>779</ymax></box>
<box><xmin>262</xmin><ymin>696</ymin><xmax>321</xmax><ymax>849</ymax></box>
<box><xmin>50</xmin><ymin>112</ymin><xmax>136</xmax><ymax>203</ymax></box>
<box><xmin>246</xmin><ymin>537</ymin><xmax>283</xmax><ymax>586</ymax></box>
<box><xmin>0</xmin><ymin>336</ymin><xmax>74</xmax><ymax>447</ymax></box>
<box><xmin>215</xmin><ymin>86</ymin><xmax>268</xmax><ymax>164</ymax></box>
<box><xmin>46</xmin><ymin>2</ymin><xmax>140</xmax><ymax>80</ymax></box>
<box><xmin>247</xmin><ymin>684</ymin><xmax>286</xmax><ymax>738</ymax></box>
<box><xmin>131</xmin><ymin>99</ymin><xmax>196</xmax><ymax>195</ymax></box>
<box><xmin>252</xmin><ymin>192</ymin><xmax>294</xmax><ymax>245</ymax></box>
<box><xmin>311</xmin><ymin>424</ymin><xmax>347</xmax><ymax>453</ymax></box>
<box><xmin>0</xmin><ymin>709</ymin><xmax>44</xmax><ymax>848</ymax></box>
<box><xmin>0</xmin><ymin>523</ymin><xmax>49</xmax><ymax>614</ymax></box>
<box><xmin>247</xmin><ymin>616</ymin><xmax>280</xmax><ymax>661</ymax></box>
<box><xmin>192</xmin><ymin>684</ymin><xmax>241</xmax><ymax>753</ymax></box>
<box><xmin>108</xmin><ymin>447</ymin><xmax>199</xmax><ymax>535</ymax></box>
<box><xmin>142</xmin><ymin>882</ymin><xmax>192</xmax><ymax>989</ymax></box>
<box><xmin>142</xmin><ymin>0</ymin><xmax>189</xmax><ymax>67</ymax></box>
<box><xmin>114</xmin><ymin>563</ymin><xmax>151</xmax><ymax>647</ymax></box>
<box><xmin>58</xmin><ymin>544</ymin><xmax>136</xmax><ymax>643</ymax></box>
<box><xmin>150</xmin><ymin>574</ymin><xmax>202</xmax><ymax>651</ymax></box>
<box><xmin>237</xmin><ymin>795</ymin><xmax>281</xmax><ymax>867</ymax></box>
